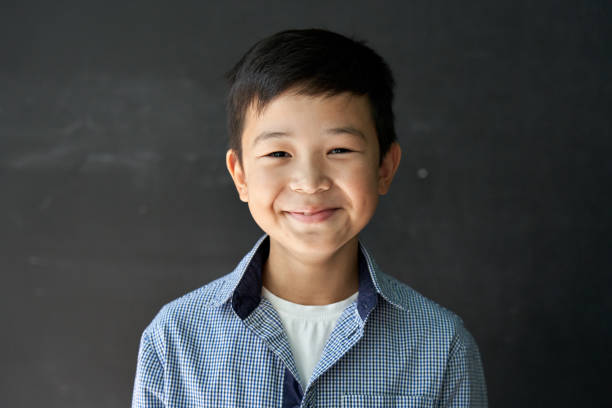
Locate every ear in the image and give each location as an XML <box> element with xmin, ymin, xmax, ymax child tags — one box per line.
<box><xmin>226</xmin><ymin>149</ymin><xmax>249</xmax><ymax>202</ymax></box>
<box><xmin>378</xmin><ymin>142</ymin><xmax>402</xmax><ymax>195</ymax></box>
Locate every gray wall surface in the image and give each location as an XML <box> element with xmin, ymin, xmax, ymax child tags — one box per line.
<box><xmin>1</xmin><ymin>1</ymin><xmax>610</xmax><ymax>406</ymax></box>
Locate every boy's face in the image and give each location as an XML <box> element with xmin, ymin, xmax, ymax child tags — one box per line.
<box><xmin>226</xmin><ymin>89</ymin><xmax>401</xmax><ymax>258</ymax></box>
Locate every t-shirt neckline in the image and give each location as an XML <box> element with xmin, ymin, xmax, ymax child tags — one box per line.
<box><xmin>261</xmin><ymin>286</ymin><xmax>359</xmax><ymax>320</ymax></box>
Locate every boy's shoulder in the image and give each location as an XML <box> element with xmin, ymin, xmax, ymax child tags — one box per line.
<box><xmin>145</xmin><ymin>272</ymin><xmax>235</xmax><ymax>331</ymax></box>
<box><xmin>376</xmin><ymin>269</ymin><xmax>467</xmax><ymax>328</ymax></box>
<box><xmin>375</xmin><ymin>270</ymin><xmax>479</xmax><ymax>354</ymax></box>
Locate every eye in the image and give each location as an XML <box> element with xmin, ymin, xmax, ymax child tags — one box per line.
<box><xmin>265</xmin><ymin>151</ymin><xmax>290</xmax><ymax>158</ymax></box>
<box><xmin>329</xmin><ymin>148</ymin><xmax>352</xmax><ymax>154</ymax></box>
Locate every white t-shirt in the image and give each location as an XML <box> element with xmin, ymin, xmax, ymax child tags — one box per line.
<box><xmin>261</xmin><ymin>286</ymin><xmax>359</xmax><ymax>387</ymax></box>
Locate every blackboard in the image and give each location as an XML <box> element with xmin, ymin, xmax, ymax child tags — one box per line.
<box><xmin>1</xmin><ymin>1</ymin><xmax>610</xmax><ymax>406</ymax></box>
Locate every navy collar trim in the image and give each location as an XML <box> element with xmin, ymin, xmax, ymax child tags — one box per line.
<box><xmin>212</xmin><ymin>234</ymin><xmax>406</xmax><ymax>320</ymax></box>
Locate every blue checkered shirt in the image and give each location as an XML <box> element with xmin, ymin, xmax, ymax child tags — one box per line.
<box><xmin>132</xmin><ymin>234</ymin><xmax>487</xmax><ymax>407</ymax></box>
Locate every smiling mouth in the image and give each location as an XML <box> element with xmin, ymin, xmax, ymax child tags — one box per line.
<box><xmin>291</xmin><ymin>209</ymin><xmax>335</xmax><ymax>215</ymax></box>
<box><xmin>285</xmin><ymin>208</ymin><xmax>339</xmax><ymax>223</ymax></box>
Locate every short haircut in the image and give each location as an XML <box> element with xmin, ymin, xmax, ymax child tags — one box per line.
<box><xmin>225</xmin><ymin>28</ymin><xmax>397</xmax><ymax>168</ymax></box>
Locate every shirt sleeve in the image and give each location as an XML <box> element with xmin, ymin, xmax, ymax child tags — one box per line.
<box><xmin>131</xmin><ymin>329</ymin><xmax>166</xmax><ymax>408</ymax></box>
<box><xmin>439</xmin><ymin>322</ymin><xmax>488</xmax><ymax>407</ymax></box>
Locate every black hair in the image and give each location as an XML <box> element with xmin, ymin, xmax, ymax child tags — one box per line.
<box><xmin>225</xmin><ymin>28</ymin><xmax>397</xmax><ymax>167</ymax></box>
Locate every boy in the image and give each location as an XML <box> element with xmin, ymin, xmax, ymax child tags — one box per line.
<box><xmin>132</xmin><ymin>28</ymin><xmax>487</xmax><ymax>407</ymax></box>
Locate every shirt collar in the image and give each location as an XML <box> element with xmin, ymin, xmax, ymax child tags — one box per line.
<box><xmin>209</xmin><ymin>233</ymin><xmax>406</xmax><ymax>321</ymax></box>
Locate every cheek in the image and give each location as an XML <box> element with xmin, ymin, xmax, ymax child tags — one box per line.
<box><xmin>247</xmin><ymin>168</ymin><xmax>284</xmax><ymax>202</ymax></box>
<box><xmin>345</xmin><ymin>161</ymin><xmax>379</xmax><ymax>189</ymax></box>
<box><xmin>341</xmin><ymin>163</ymin><xmax>380</xmax><ymax>207</ymax></box>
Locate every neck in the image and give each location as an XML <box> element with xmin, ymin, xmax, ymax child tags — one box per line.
<box><xmin>262</xmin><ymin>235</ymin><xmax>360</xmax><ymax>305</ymax></box>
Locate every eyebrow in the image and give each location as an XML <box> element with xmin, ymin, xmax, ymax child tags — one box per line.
<box><xmin>252</xmin><ymin>126</ymin><xmax>366</xmax><ymax>148</ymax></box>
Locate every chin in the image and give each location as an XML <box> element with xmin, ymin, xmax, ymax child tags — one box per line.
<box><xmin>292</xmin><ymin>232</ymin><xmax>354</xmax><ymax>251</ymax></box>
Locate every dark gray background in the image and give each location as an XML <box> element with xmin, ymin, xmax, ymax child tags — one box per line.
<box><xmin>1</xmin><ymin>1</ymin><xmax>610</xmax><ymax>406</ymax></box>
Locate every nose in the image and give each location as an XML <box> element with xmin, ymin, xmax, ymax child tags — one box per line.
<box><xmin>288</xmin><ymin>156</ymin><xmax>331</xmax><ymax>194</ymax></box>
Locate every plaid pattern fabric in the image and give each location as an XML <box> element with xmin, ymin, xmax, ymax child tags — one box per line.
<box><xmin>132</xmin><ymin>234</ymin><xmax>487</xmax><ymax>407</ymax></box>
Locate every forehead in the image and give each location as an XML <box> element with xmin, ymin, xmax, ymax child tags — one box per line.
<box><xmin>242</xmin><ymin>90</ymin><xmax>376</xmax><ymax>147</ymax></box>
